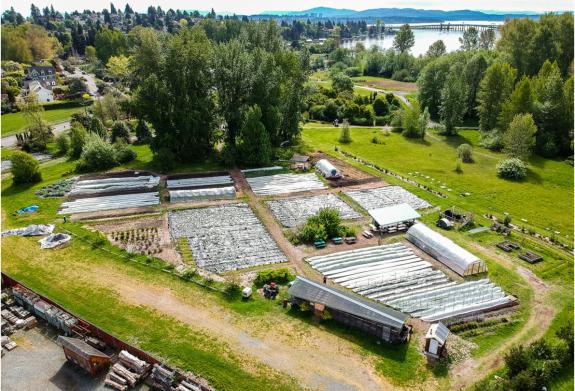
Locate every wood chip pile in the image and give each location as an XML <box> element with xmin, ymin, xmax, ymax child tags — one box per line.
<box><xmin>169</xmin><ymin>203</ymin><xmax>287</xmax><ymax>273</ymax></box>
<box><xmin>267</xmin><ymin>194</ymin><xmax>361</xmax><ymax>227</ymax></box>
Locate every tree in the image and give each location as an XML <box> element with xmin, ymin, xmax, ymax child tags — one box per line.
<box><xmin>68</xmin><ymin>78</ymin><xmax>88</xmax><ymax>94</ymax></box>
<box><xmin>338</xmin><ymin>119</ymin><xmax>352</xmax><ymax>143</ymax></box>
<box><xmin>238</xmin><ymin>105</ymin><xmax>272</xmax><ymax>166</ymax></box>
<box><xmin>479</xmin><ymin>29</ymin><xmax>496</xmax><ymax>49</ymax></box>
<box><xmin>504</xmin><ymin>345</ymin><xmax>530</xmax><ymax>377</ymax></box>
<box><xmin>401</xmin><ymin>101</ymin><xmax>425</xmax><ymax>139</ymax></box>
<box><xmin>110</xmin><ymin>121</ymin><xmax>131</xmax><ymax>143</ymax></box>
<box><xmin>459</xmin><ymin>27</ymin><xmax>479</xmax><ymax>51</ymax></box>
<box><xmin>95</xmin><ymin>27</ymin><xmax>128</xmax><ymax>63</ymax></box>
<box><xmin>85</xmin><ymin>45</ymin><xmax>97</xmax><ymax>62</ymax></box>
<box><xmin>11</xmin><ymin>151</ymin><xmax>42</xmax><ymax>184</ymax></box>
<box><xmin>89</xmin><ymin>117</ymin><xmax>107</xmax><ymax>138</ymax></box>
<box><xmin>440</xmin><ymin>69</ymin><xmax>468</xmax><ymax>135</ymax></box>
<box><xmin>477</xmin><ymin>62</ymin><xmax>517</xmax><ymax>132</ymax></box>
<box><xmin>426</xmin><ymin>40</ymin><xmax>446</xmax><ymax>57</ymax></box>
<box><xmin>106</xmin><ymin>55</ymin><xmax>130</xmax><ymax>82</ymax></box>
<box><xmin>393</xmin><ymin>24</ymin><xmax>415</xmax><ymax>53</ymax></box>
<box><xmin>503</xmin><ymin>114</ymin><xmax>537</xmax><ymax>161</ymax></box>
<box><xmin>463</xmin><ymin>51</ymin><xmax>490</xmax><ymax>117</ymax></box>
<box><xmin>77</xmin><ymin>133</ymin><xmax>118</xmax><ymax>172</ymax></box>
<box><xmin>457</xmin><ymin>144</ymin><xmax>473</xmax><ymax>163</ymax></box>
<box><xmin>417</xmin><ymin>55</ymin><xmax>451</xmax><ymax>118</ymax></box>
<box><xmin>498</xmin><ymin>76</ymin><xmax>534</xmax><ymax>131</ymax></box>
<box><xmin>331</xmin><ymin>72</ymin><xmax>354</xmax><ymax>94</ymax></box>
<box><xmin>372</xmin><ymin>96</ymin><xmax>389</xmax><ymax>116</ymax></box>
<box><xmin>135</xmin><ymin>119</ymin><xmax>152</xmax><ymax>144</ymax></box>
<box><xmin>20</xmin><ymin>95</ymin><xmax>52</xmax><ymax>151</ymax></box>
<box><xmin>68</xmin><ymin>123</ymin><xmax>88</xmax><ymax>159</ymax></box>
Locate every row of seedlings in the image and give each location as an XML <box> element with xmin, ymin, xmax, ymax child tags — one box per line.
<box><xmin>307</xmin><ymin>244</ymin><xmax>514</xmax><ymax>322</ymax></box>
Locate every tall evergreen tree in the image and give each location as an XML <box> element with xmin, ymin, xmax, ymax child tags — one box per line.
<box><xmin>477</xmin><ymin>62</ymin><xmax>517</xmax><ymax>132</ymax></box>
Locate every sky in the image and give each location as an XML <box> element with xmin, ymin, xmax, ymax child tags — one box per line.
<box><xmin>3</xmin><ymin>0</ymin><xmax>572</xmax><ymax>16</ymax></box>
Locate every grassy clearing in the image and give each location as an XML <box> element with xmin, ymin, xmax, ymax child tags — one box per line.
<box><xmin>302</xmin><ymin>126</ymin><xmax>574</xmax><ymax>238</ymax></box>
<box><xmin>1</xmin><ymin>107</ymin><xmax>85</xmax><ymax>137</ymax></box>
<box><xmin>351</xmin><ymin>76</ymin><xmax>418</xmax><ymax>92</ymax></box>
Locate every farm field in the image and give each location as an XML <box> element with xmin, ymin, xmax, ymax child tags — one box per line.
<box><xmin>351</xmin><ymin>75</ymin><xmax>418</xmax><ymax>92</ymax></box>
<box><xmin>1</xmin><ymin>106</ymin><xmax>85</xmax><ymax>137</ymax></box>
<box><xmin>302</xmin><ymin>126</ymin><xmax>574</xmax><ymax>239</ymax></box>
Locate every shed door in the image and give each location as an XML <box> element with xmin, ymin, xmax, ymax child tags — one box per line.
<box><xmin>429</xmin><ymin>339</ymin><xmax>439</xmax><ymax>355</ymax></box>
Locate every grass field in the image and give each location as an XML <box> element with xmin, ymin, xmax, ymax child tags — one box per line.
<box><xmin>302</xmin><ymin>126</ymin><xmax>574</xmax><ymax>239</ymax></box>
<box><xmin>351</xmin><ymin>76</ymin><xmax>418</xmax><ymax>92</ymax></box>
<box><xmin>1</xmin><ymin>107</ymin><xmax>85</xmax><ymax>137</ymax></box>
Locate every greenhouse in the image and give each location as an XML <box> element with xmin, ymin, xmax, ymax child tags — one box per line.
<box><xmin>315</xmin><ymin>159</ymin><xmax>341</xmax><ymax>179</ymax></box>
<box><xmin>406</xmin><ymin>223</ymin><xmax>487</xmax><ymax>276</ymax></box>
<box><xmin>169</xmin><ymin>186</ymin><xmax>236</xmax><ymax>203</ymax></box>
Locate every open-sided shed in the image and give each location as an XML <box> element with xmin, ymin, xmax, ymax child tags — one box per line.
<box><xmin>406</xmin><ymin>223</ymin><xmax>487</xmax><ymax>276</ymax></box>
<box><xmin>368</xmin><ymin>203</ymin><xmax>420</xmax><ymax>232</ymax></box>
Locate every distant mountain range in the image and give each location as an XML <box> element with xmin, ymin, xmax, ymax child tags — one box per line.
<box><xmin>258</xmin><ymin>7</ymin><xmax>546</xmax><ymax>22</ymax></box>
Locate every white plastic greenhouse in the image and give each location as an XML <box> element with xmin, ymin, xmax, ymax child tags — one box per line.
<box><xmin>406</xmin><ymin>223</ymin><xmax>487</xmax><ymax>276</ymax></box>
<box><xmin>315</xmin><ymin>159</ymin><xmax>341</xmax><ymax>179</ymax></box>
<box><xmin>169</xmin><ymin>186</ymin><xmax>236</xmax><ymax>203</ymax></box>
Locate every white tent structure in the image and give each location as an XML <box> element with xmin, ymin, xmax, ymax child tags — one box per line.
<box><xmin>368</xmin><ymin>203</ymin><xmax>420</xmax><ymax>230</ymax></box>
<box><xmin>406</xmin><ymin>223</ymin><xmax>487</xmax><ymax>276</ymax></box>
<box><xmin>315</xmin><ymin>159</ymin><xmax>341</xmax><ymax>179</ymax></box>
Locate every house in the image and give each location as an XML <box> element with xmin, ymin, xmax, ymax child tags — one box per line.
<box><xmin>26</xmin><ymin>80</ymin><xmax>54</xmax><ymax>103</ymax></box>
<box><xmin>288</xmin><ymin>276</ymin><xmax>411</xmax><ymax>343</ymax></box>
<box><xmin>26</xmin><ymin>66</ymin><xmax>56</xmax><ymax>84</ymax></box>
<box><xmin>58</xmin><ymin>336</ymin><xmax>111</xmax><ymax>376</ymax></box>
<box><xmin>424</xmin><ymin>322</ymin><xmax>450</xmax><ymax>362</ymax></box>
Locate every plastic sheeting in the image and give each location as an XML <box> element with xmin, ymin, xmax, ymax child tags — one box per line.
<box><xmin>2</xmin><ymin>224</ymin><xmax>55</xmax><ymax>237</ymax></box>
<box><xmin>169</xmin><ymin>186</ymin><xmax>236</xmax><ymax>203</ymax></box>
<box><xmin>368</xmin><ymin>203</ymin><xmax>421</xmax><ymax>228</ymax></box>
<box><xmin>69</xmin><ymin>175</ymin><xmax>160</xmax><ymax>196</ymax></box>
<box><xmin>315</xmin><ymin>159</ymin><xmax>340</xmax><ymax>178</ymax></box>
<box><xmin>59</xmin><ymin>192</ymin><xmax>160</xmax><ymax>214</ymax></box>
<box><xmin>267</xmin><ymin>194</ymin><xmax>361</xmax><ymax>228</ymax></box>
<box><xmin>166</xmin><ymin>175</ymin><xmax>232</xmax><ymax>189</ymax></box>
<box><xmin>346</xmin><ymin>186</ymin><xmax>432</xmax><ymax>211</ymax></box>
<box><xmin>406</xmin><ymin>223</ymin><xmax>487</xmax><ymax>276</ymax></box>
<box><xmin>39</xmin><ymin>233</ymin><xmax>71</xmax><ymax>249</ymax></box>
<box><xmin>247</xmin><ymin>173</ymin><xmax>326</xmax><ymax>196</ymax></box>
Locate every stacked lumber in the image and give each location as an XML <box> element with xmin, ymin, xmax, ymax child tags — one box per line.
<box><xmin>104</xmin><ymin>350</ymin><xmax>151</xmax><ymax>391</ymax></box>
<box><xmin>149</xmin><ymin>364</ymin><xmax>174</xmax><ymax>390</ymax></box>
<box><xmin>118</xmin><ymin>350</ymin><xmax>151</xmax><ymax>374</ymax></box>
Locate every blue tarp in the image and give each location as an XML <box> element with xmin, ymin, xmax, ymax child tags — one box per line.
<box><xmin>16</xmin><ymin>205</ymin><xmax>40</xmax><ymax>215</ymax></box>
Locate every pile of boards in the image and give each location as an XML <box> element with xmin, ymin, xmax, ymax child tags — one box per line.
<box><xmin>105</xmin><ymin>350</ymin><xmax>151</xmax><ymax>391</ymax></box>
<box><xmin>149</xmin><ymin>364</ymin><xmax>213</xmax><ymax>391</ymax></box>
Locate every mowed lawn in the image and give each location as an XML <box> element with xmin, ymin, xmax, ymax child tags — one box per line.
<box><xmin>302</xmin><ymin>126</ymin><xmax>574</xmax><ymax>238</ymax></box>
<box><xmin>1</xmin><ymin>107</ymin><xmax>84</xmax><ymax>137</ymax></box>
<box><xmin>351</xmin><ymin>76</ymin><xmax>418</xmax><ymax>92</ymax></box>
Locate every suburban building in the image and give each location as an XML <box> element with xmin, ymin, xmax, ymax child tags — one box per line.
<box><xmin>26</xmin><ymin>65</ymin><xmax>56</xmax><ymax>83</ymax></box>
<box><xmin>58</xmin><ymin>336</ymin><xmax>111</xmax><ymax>376</ymax></box>
<box><xmin>26</xmin><ymin>80</ymin><xmax>54</xmax><ymax>103</ymax></box>
<box><xmin>288</xmin><ymin>276</ymin><xmax>411</xmax><ymax>343</ymax></box>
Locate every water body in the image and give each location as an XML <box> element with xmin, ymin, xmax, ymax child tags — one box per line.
<box><xmin>341</xmin><ymin>21</ymin><xmax>502</xmax><ymax>57</ymax></box>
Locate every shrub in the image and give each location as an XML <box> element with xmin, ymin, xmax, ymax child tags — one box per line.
<box><xmin>455</xmin><ymin>158</ymin><xmax>463</xmax><ymax>173</ymax></box>
<box><xmin>89</xmin><ymin>117</ymin><xmax>107</xmax><ymax>138</ymax></box>
<box><xmin>497</xmin><ymin>158</ymin><xmax>527</xmax><ymax>180</ymax></box>
<box><xmin>344</xmin><ymin>66</ymin><xmax>362</xmax><ymax>77</ymax></box>
<box><xmin>224</xmin><ymin>281</ymin><xmax>242</xmax><ymax>298</ymax></box>
<box><xmin>254</xmin><ymin>268</ymin><xmax>295</xmax><ymax>287</ymax></box>
<box><xmin>110</xmin><ymin>121</ymin><xmax>131</xmax><ymax>143</ymax></box>
<box><xmin>480</xmin><ymin>129</ymin><xmax>504</xmax><ymax>151</ymax></box>
<box><xmin>135</xmin><ymin>119</ymin><xmax>152</xmax><ymax>144</ymax></box>
<box><xmin>296</xmin><ymin>208</ymin><xmax>348</xmax><ymax>243</ymax></box>
<box><xmin>113</xmin><ymin>142</ymin><xmax>136</xmax><ymax>164</ymax></box>
<box><xmin>68</xmin><ymin>123</ymin><xmax>88</xmax><ymax>159</ymax></box>
<box><xmin>372</xmin><ymin>96</ymin><xmax>389</xmax><ymax>116</ymax></box>
<box><xmin>77</xmin><ymin>134</ymin><xmax>118</xmax><ymax>172</ymax></box>
<box><xmin>457</xmin><ymin>143</ymin><xmax>473</xmax><ymax>163</ymax></box>
<box><xmin>10</xmin><ymin>151</ymin><xmax>42</xmax><ymax>184</ymax></box>
<box><xmin>155</xmin><ymin>147</ymin><xmax>176</xmax><ymax>172</ymax></box>
<box><xmin>338</xmin><ymin>119</ymin><xmax>352</xmax><ymax>144</ymax></box>
<box><xmin>55</xmin><ymin>133</ymin><xmax>70</xmax><ymax>156</ymax></box>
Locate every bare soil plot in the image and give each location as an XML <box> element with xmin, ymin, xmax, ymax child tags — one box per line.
<box><xmin>309</xmin><ymin>152</ymin><xmax>383</xmax><ymax>188</ymax></box>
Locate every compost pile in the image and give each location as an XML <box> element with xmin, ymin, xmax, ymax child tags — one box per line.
<box><xmin>169</xmin><ymin>203</ymin><xmax>287</xmax><ymax>273</ymax></box>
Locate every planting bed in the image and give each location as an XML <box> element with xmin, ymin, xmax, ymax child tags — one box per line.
<box><xmin>307</xmin><ymin>243</ymin><xmax>514</xmax><ymax>322</ymax></box>
<box><xmin>166</xmin><ymin>175</ymin><xmax>233</xmax><ymax>189</ymax></box>
<box><xmin>267</xmin><ymin>194</ymin><xmax>361</xmax><ymax>228</ymax></box>
<box><xmin>69</xmin><ymin>175</ymin><xmax>160</xmax><ymax>197</ymax></box>
<box><xmin>345</xmin><ymin>186</ymin><xmax>432</xmax><ymax>211</ymax></box>
<box><xmin>59</xmin><ymin>192</ymin><xmax>160</xmax><ymax>215</ymax></box>
<box><xmin>246</xmin><ymin>173</ymin><xmax>326</xmax><ymax>196</ymax></box>
<box><xmin>168</xmin><ymin>204</ymin><xmax>287</xmax><ymax>273</ymax></box>
<box><xmin>169</xmin><ymin>186</ymin><xmax>236</xmax><ymax>203</ymax></box>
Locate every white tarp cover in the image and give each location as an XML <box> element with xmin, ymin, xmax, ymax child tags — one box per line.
<box><xmin>166</xmin><ymin>175</ymin><xmax>232</xmax><ymax>189</ymax></box>
<box><xmin>247</xmin><ymin>173</ymin><xmax>326</xmax><ymax>196</ymax></box>
<box><xmin>346</xmin><ymin>186</ymin><xmax>432</xmax><ymax>211</ymax></box>
<box><xmin>70</xmin><ymin>175</ymin><xmax>160</xmax><ymax>196</ymax></box>
<box><xmin>59</xmin><ymin>192</ymin><xmax>160</xmax><ymax>214</ymax></box>
<box><xmin>169</xmin><ymin>186</ymin><xmax>236</xmax><ymax>203</ymax></box>
<box><xmin>39</xmin><ymin>233</ymin><xmax>71</xmax><ymax>249</ymax></box>
<box><xmin>368</xmin><ymin>203</ymin><xmax>420</xmax><ymax>228</ymax></box>
<box><xmin>2</xmin><ymin>224</ymin><xmax>55</xmax><ymax>237</ymax></box>
<box><xmin>315</xmin><ymin>159</ymin><xmax>340</xmax><ymax>178</ymax></box>
<box><xmin>406</xmin><ymin>223</ymin><xmax>486</xmax><ymax>276</ymax></box>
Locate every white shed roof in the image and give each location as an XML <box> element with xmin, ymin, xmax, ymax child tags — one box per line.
<box><xmin>368</xmin><ymin>203</ymin><xmax>421</xmax><ymax>227</ymax></box>
<box><xmin>425</xmin><ymin>322</ymin><xmax>450</xmax><ymax>345</ymax></box>
<box><xmin>406</xmin><ymin>223</ymin><xmax>486</xmax><ymax>276</ymax></box>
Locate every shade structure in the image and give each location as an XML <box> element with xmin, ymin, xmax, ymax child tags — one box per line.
<box><xmin>406</xmin><ymin>223</ymin><xmax>487</xmax><ymax>276</ymax></box>
<box><xmin>368</xmin><ymin>203</ymin><xmax>421</xmax><ymax>228</ymax></box>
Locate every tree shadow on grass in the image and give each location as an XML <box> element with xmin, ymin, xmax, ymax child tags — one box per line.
<box><xmin>285</xmin><ymin>307</ymin><xmax>409</xmax><ymax>363</ymax></box>
<box><xmin>404</xmin><ymin>136</ymin><xmax>431</xmax><ymax>146</ymax></box>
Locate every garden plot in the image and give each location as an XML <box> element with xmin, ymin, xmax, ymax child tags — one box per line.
<box><xmin>267</xmin><ymin>194</ymin><xmax>361</xmax><ymax>228</ymax></box>
<box><xmin>345</xmin><ymin>186</ymin><xmax>432</xmax><ymax>211</ymax></box>
<box><xmin>166</xmin><ymin>175</ymin><xmax>233</xmax><ymax>189</ymax></box>
<box><xmin>59</xmin><ymin>192</ymin><xmax>160</xmax><ymax>215</ymax></box>
<box><xmin>169</xmin><ymin>186</ymin><xmax>236</xmax><ymax>203</ymax></box>
<box><xmin>168</xmin><ymin>204</ymin><xmax>287</xmax><ymax>273</ymax></box>
<box><xmin>69</xmin><ymin>175</ymin><xmax>160</xmax><ymax>197</ymax></box>
<box><xmin>246</xmin><ymin>173</ymin><xmax>326</xmax><ymax>196</ymax></box>
<box><xmin>307</xmin><ymin>243</ymin><xmax>514</xmax><ymax>322</ymax></box>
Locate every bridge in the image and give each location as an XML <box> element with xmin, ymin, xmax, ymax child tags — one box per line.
<box><xmin>390</xmin><ymin>23</ymin><xmax>500</xmax><ymax>32</ymax></box>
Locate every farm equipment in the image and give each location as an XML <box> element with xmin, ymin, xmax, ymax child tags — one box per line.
<box><xmin>332</xmin><ymin>237</ymin><xmax>343</xmax><ymax>245</ymax></box>
<box><xmin>344</xmin><ymin>237</ymin><xmax>357</xmax><ymax>244</ymax></box>
<box><xmin>314</xmin><ymin>240</ymin><xmax>326</xmax><ymax>249</ymax></box>
<box><xmin>263</xmin><ymin>283</ymin><xmax>279</xmax><ymax>299</ymax></box>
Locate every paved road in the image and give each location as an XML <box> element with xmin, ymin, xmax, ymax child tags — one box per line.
<box><xmin>355</xmin><ymin>85</ymin><xmax>411</xmax><ymax>105</ymax></box>
<box><xmin>2</xmin><ymin>121</ymin><xmax>72</xmax><ymax>148</ymax></box>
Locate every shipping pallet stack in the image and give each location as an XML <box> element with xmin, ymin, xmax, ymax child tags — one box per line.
<box><xmin>148</xmin><ymin>363</ymin><xmax>214</xmax><ymax>391</ymax></box>
<box><xmin>104</xmin><ymin>350</ymin><xmax>151</xmax><ymax>391</ymax></box>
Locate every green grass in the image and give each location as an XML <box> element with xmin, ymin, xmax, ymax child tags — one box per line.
<box><xmin>302</xmin><ymin>126</ymin><xmax>574</xmax><ymax>239</ymax></box>
<box><xmin>1</xmin><ymin>107</ymin><xmax>86</xmax><ymax>137</ymax></box>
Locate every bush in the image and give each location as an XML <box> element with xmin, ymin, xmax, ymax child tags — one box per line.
<box><xmin>254</xmin><ymin>268</ymin><xmax>295</xmax><ymax>287</ymax></box>
<box><xmin>224</xmin><ymin>281</ymin><xmax>242</xmax><ymax>298</ymax></box>
<box><xmin>155</xmin><ymin>147</ymin><xmax>176</xmax><ymax>172</ymax></box>
<box><xmin>344</xmin><ymin>66</ymin><xmax>362</xmax><ymax>77</ymax></box>
<box><xmin>110</xmin><ymin>121</ymin><xmax>131</xmax><ymax>143</ymax></box>
<box><xmin>338</xmin><ymin>119</ymin><xmax>352</xmax><ymax>144</ymax></box>
<box><xmin>77</xmin><ymin>134</ymin><xmax>118</xmax><ymax>172</ymax></box>
<box><xmin>497</xmin><ymin>158</ymin><xmax>527</xmax><ymax>180</ymax></box>
<box><xmin>113</xmin><ymin>142</ymin><xmax>136</xmax><ymax>164</ymax></box>
<box><xmin>296</xmin><ymin>208</ymin><xmax>348</xmax><ymax>243</ymax></box>
<box><xmin>480</xmin><ymin>129</ymin><xmax>504</xmax><ymax>151</ymax></box>
<box><xmin>68</xmin><ymin>123</ymin><xmax>88</xmax><ymax>159</ymax></box>
<box><xmin>10</xmin><ymin>151</ymin><xmax>42</xmax><ymax>184</ymax></box>
<box><xmin>89</xmin><ymin>117</ymin><xmax>107</xmax><ymax>138</ymax></box>
<box><xmin>457</xmin><ymin>143</ymin><xmax>473</xmax><ymax>163</ymax></box>
<box><xmin>55</xmin><ymin>133</ymin><xmax>70</xmax><ymax>156</ymax></box>
<box><xmin>135</xmin><ymin>119</ymin><xmax>152</xmax><ymax>144</ymax></box>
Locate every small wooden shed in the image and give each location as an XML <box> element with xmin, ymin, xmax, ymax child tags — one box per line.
<box><xmin>289</xmin><ymin>154</ymin><xmax>310</xmax><ymax>170</ymax></box>
<box><xmin>424</xmin><ymin>322</ymin><xmax>450</xmax><ymax>362</ymax></box>
<box><xmin>58</xmin><ymin>336</ymin><xmax>111</xmax><ymax>376</ymax></box>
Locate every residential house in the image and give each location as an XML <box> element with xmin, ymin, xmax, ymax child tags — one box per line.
<box><xmin>27</xmin><ymin>80</ymin><xmax>54</xmax><ymax>103</ymax></box>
